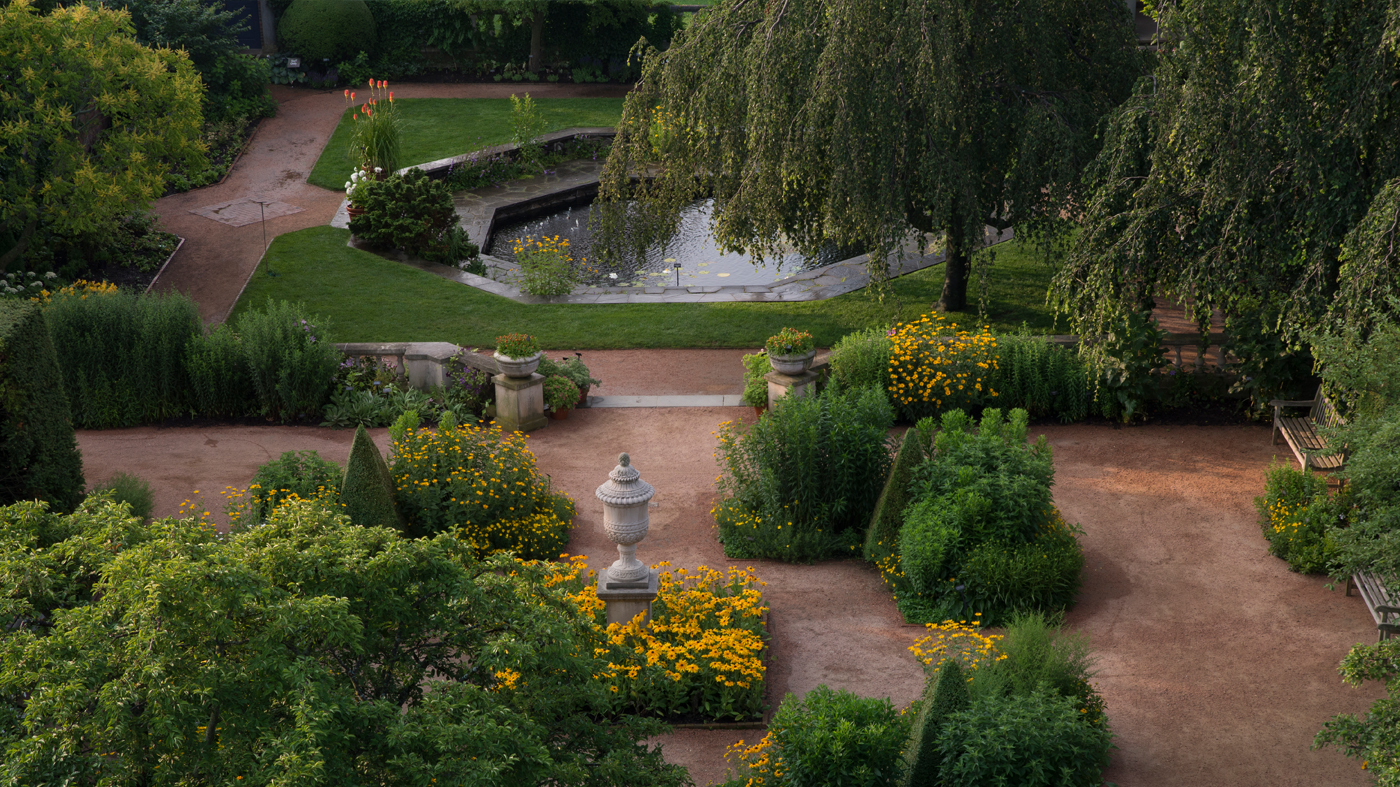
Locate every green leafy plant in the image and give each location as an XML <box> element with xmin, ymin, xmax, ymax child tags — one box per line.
<box><xmin>1091</xmin><ymin>307</ymin><xmax>1168</xmax><ymax>422</ymax></box>
<box><xmin>234</xmin><ymin>300</ymin><xmax>341</xmax><ymax>422</ymax></box>
<box><xmin>828</xmin><ymin>326</ymin><xmax>891</xmax><ymax>393</ymax></box>
<box><xmin>276</xmin><ymin>0</ymin><xmax>376</xmax><ymax>65</ymax></box>
<box><xmin>766</xmin><ymin>326</ymin><xmax>815</xmax><ymax>356</ymax></box>
<box><xmin>90</xmin><ymin>473</ymin><xmax>155</xmax><ymax>521</ymax></box>
<box><xmin>495</xmin><ymin>332</ymin><xmax>540</xmax><ymax>359</ymax></box>
<box><xmin>966</xmin><ymin>612</ymin><xmax>1107</xmax><ymax>730</ymax></box>
<box><xmin>988</xmin><ymin>333</ymin><xmax>1092</xmax><ymax>423</ymax></box>
<box><xmin>741</xmin><ymin>351</ymin><xmax>769</xmax><ymax>408</ymax></box>
<box><xmin>726</xmin><ymin>686</ymin><xmax>911</xmax><ymax>787</ymax></box>
<box><xmin>513</xmin><ymin>235</ymin><xmax>580</xmax><ymax>297</ymax></box>
<box><xmin>346</xmin><ymin>80</ymin><xmax>400</xmax><ymax>174</ymax></box>
<box><xmin>715</xmin><ymin>387</ymin><xmax>895</xmax><ymax>563</ymax></box>
<box><xmin>510</xmin><ymin>92</ymin><xmax>546</xmax><ymax>171</ymax></box>
<box><xmin>543</xmin><ymin>374</ymin><xmax>581</xmax><ymax>412</ymax></box>
<box><xmin>1313</xmin><ymin>638</ymin><xmax>1400</xmax><ymax>783</ymax></box>
<box><xmin>538</xmin><ymin>354</ymin><xmax>600</xmax><ymax>393</ymax></box>
<box><xmin>937</xmin><ymin>690</ymin><xmax>1112</xmax><ymax>787</ymax></box>
<box><xmin>234</xmin><ymin>450</ymin><xmax>343</xmax><ymax>526</ymax></box>
<box><xmin>340</xmin><ymin>424</ymin><xmax>402</xmax><ymax>531</ymax></box>
<box><xmin>902</xmin><ymin>659</ymin><xmax>970</xmax><ymax>787</ymax></box>
<box><xmin>349</xmin><ymin>168</ymin><xmax>477</xmax><ymax>265</ymax></box>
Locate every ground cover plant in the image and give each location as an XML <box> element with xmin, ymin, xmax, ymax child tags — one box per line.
<box><xmin>714</xmin><ymin>386</ymin><xmax>895</xmax><ymax>563</ymax></box>
<box><xmin>233</xmin><ymin>227</ymin><xmax>1061</xmax><ymax>345</ymax></box>
<box><xmin>551</xmin><ymin>558</ymin><xmax>769</xmax><ymax>723</ymax></box>
<box><xmin>308</xmin><ymin>97</ymin><xmax>626</xmax><ymax>189</ymax></box>
<box><xmin>886</xmin><ymin>408</ymin><xmax>1085</xmax><ymax>625</ymax></box>
<box><xmin>0</xmin><ymin>495</ymin><xmax>688</xmax><ymax>787</ymax></box>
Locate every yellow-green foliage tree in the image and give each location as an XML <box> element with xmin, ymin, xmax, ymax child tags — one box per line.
<box><xmin>0</xmin><ymin>0</ymin><xmax>206</xmax><ymax>271</ymax></box>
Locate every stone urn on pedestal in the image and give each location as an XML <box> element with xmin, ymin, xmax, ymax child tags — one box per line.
<box><xmin>595</xmin><ymin>452</ymin><xmax>659</xmax><ymax>626</ymax></box>
<box><xmin>492</xmin><ymin>334</ymin><xmax>547</xmax><ymax>432</ymax></box>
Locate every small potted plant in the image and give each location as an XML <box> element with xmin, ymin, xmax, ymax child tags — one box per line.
<box><xmin>543</xmin><ymin>374</ymin><xmax>581</xmax><ymax>419</ymax></box>
<box><xmin>494</xmin><ymin>332</ymin><xmax>543</xmax><ymax>377</ymax></box>
<box><xmin>539</xmin><ymin>353</ymin><xmax>601</xmax><ymax>407</ymax></box>
<box><xmin>344</xmin><ymin>165</ymin><xmax>377</xmax><ymax>220</ymax></box>
<box><xmin>766</xmin><ymin>327</ymin><xmax>816</xmax><ymax>375</ymax></box>
<box><xmin>742</xmin><ymin>351</ymin><xmax>770</xmax><ymax>416</ymax></box>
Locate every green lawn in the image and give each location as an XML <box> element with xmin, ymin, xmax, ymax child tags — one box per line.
<box><xmin>309</xmin><ymin>97</ymin><xmax>626</xmax><ymax>190</ymax></box>
<box><xmin>233</xmin><ymin>226</ymin><xmax>1064</xmax><ymax>347</ymax></box>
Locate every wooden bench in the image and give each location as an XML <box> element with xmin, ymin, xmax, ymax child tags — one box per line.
<box><xmin>1270</xmin><ymin>386</ymin><xmax>1346</xmax><ymax>471</ymax></box>
<box><xmin>1347</xmin><ymin>572</ymin><xmax>1400</xmax><ymax>641</ymax></box>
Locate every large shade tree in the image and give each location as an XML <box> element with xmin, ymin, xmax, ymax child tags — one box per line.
<box><xmin>0</xmin><ymin>497</ymin><xmax>688</xmax><ymax>787</ymax></box>
<box><xmin>593</xmin><ymin>0</ymin><xmax>1142</xmax><ymax>310</ymax></box>
<box><xmin>1054</xmin><ymin>0</ymin><xmax>1400</xmax><ymax>339</ymax></box>
<box><xmin>0</xmin><ymin>0</ymin><xmax>205</xmax><ymax>271</ymax></box>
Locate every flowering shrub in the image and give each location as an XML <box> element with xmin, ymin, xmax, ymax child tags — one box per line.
<box><xmin>345</xmin><ymin>80</ymin><xmax>400</xmax><ymax>173</ymax></box>
<box><xmin>223</xmin><ymin>450</ymin><xmax>344</xmax><ymax>527</ymax></box>
<box><xmin>495</xmin><ymin>331</ymin><xmax>540</xmax><ymax>358</ymax></box>
<box><xmin>886</xmin><ymin>312</ymin><xmax>998</xmax><ymax>420</ymax></box>
<box><xmin>543</xmin><ymin>374</ymin><xmax>581</xmax><ymax>411</ymax></box>
<box><xmin>548</xmin><ymin>558</ymin><xmax>768</xmax><ymax>722</ymax></box>
<box><xmin>909</xmin><ymin>619</ymin><xmax>1005</xmax><ymax>673</ymax></box>
<box><xmin>20</xmin><ymin>278</ymin><xmax>117</xmax><ymax>304</ymax></box>
<box><xmin>513</xmin><ymin>235</ymin><xmax>583</xmax><ymax>297</ymax></box>
<box><xmin>388</xmin><ymin>412</ymin><xmax>573</xmax><ymax>557</ymax></box>
<box><xmin>1254</xmin><ymin>461</ymin><xmax>1346</xmax><ymax>574</ymax></box>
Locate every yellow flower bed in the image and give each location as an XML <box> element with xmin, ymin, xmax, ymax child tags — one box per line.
<box><xmin>886</xmin><ymin>312</ymin><xmax>998</xmax><ymax>417</ymax></box>
<box><xmin>30</xmin><ymin>279</ymin><xmax>119</xmax><ymax>304</ymax></box>
<box><xmin>547</xmin><ymin>556</ymin><xmax>769</xmax><ymax>721</ymax></box>
<box><xmin>908</xmin><ymin>618</ymin><xmax>1005</xmax><ymax>672</ymax></box>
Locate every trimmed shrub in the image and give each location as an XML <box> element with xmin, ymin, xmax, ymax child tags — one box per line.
<box><xmin>715</xmin><ymin>387</ymin><xmax>895</xmax><ymax>563</ymax></box>
<box><xmin>864</xmin><ymin>428</ymin><xmax>929</xmax><ymax>563</ymax></box>
<box><xmin>340</xmin><ymin>424</ymin><xmax>401</xmax><ymax>530</ymax></box>
<box><xmin>0</xmin><ymin>300</ymin><xmax>85</xmax><ymax>512</ymax></box>
<box><xmin>736</xmin><ymin>686</ymin><xmax>910</xmax><ymax>787</ymax></box>
<box><xmin>348</xmin><ymin>168</ymin><xmax>478</xmax><ymax>265</ymax></box>
<box><xmin>90</xmin><ymin>472</ymin><xmax>155</xmax><ymax>521</ymax></box>
<box><xmin>43</xmin><ymin>289</ymin><xmax>202</xmax><ymax>428</ymax></box>
<box><xmin>988</xmin><ymin>334</ymin><xmax>1093</xmax><ymax>423</ymax></box>
<box><xmin>233</xmin><ymin>451</ymin><xmax>343</xmax><ymax>526</ymax></box>
<box><xmin>828</xmin><ymin>326</ymin><xmax>891</xmax><ymax>393</ymax></box>
<box><xmin>276</xmin><ymin>0</ymin><xmax>375</xmax><ymax>65</ymax></box>
<box><xmin>937</xmin><ymin>690</ymin><xmax>1112</xmax><ymax>787</ymax></box>
<box><xmin>234</xmin><ymin>301</ymin><xmax>341</xmax><ymax>422</ymax></box>
<box><xmin>903</xmin><ymin>659</ymin><xmax>969</xmax><ymax>787</ymax></box>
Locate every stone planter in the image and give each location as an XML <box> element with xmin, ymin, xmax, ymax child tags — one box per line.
<box><xmin>494</xmin><ymin>351</ymin><xmax>543</xmax><ymax>377</ymax></box>
<box><xmin>768</xmin><ymin>349</ymin><xmax>816</xmax><ymax>375</ymax></box>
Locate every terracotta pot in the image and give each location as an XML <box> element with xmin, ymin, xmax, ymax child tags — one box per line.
<box><xmin>753</xmin><ymin>405</ymin><xmax>767</xmax><ymax>418</ymax></box>
<box><xmin>577</xmin><ymin>385</ymin><xmax>591</xmax><ymax>408</ymax></box>
<box><xmin>549</xmin><ymin>408</ymin><xmax>571</xmax><ymax>420</ymax></box>
<box><xmin>493</xmin><ymin>351</ymin><xmax>542</xmax><ymax>377</ymax></box>
<box><xmin>346</xmin><ymin>204</ymin><xmax>366</xmax><ymax>220</ymax></box>
<box><xmin>769</xmin><ymin>349</ymin><xmax>816</xmax><ymax>375</ymax></box>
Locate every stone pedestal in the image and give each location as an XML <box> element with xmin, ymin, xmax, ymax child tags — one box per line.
<box><xmin>766</xmin><ymin>369</ymin><xmax>820</xmax><ymax>410</ymax></box>
<box><xmin>493</xmin><ymin>373</ymin><xmax>547</xmax><ymax>432</ymax></box>
<box><xmin>595</xmin><ymin>567</ymin><xmax>660</xmax><ymax>626</ymax></box>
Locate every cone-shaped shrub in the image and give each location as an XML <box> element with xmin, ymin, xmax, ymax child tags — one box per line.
<box><xmin>341</xmin><ymin>424</ymin><xmax>402</xmax><ymax>531</ymax></box>
<box><xmin>903</xmin><ymin>659</ymin><xmax>970</xmax><ymax>787</ymax></box>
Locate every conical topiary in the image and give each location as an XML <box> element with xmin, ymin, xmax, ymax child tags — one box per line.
<box><xmin>903</xmin><ymin>659</ymin><xmax>970</xmax><ymax>786</ymax></box>
<box><xmin>340</xmin><ymin>424</ymin><xmax>403</xmax><ymax>531</ymax></box>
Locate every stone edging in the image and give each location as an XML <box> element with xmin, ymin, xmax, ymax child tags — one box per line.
<box><xmin>145</xmin><ymin>236</ymin><xmax>185</xmax><ymax>295</ymax></box>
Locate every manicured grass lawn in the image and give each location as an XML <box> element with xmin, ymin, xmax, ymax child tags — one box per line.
<box><xmin>233</xmin><ymin>226</ymin><xmax>1064</xmax><ymax>347</ymax></box>
<box><xmin>309</xmin><ymin>98</ymin><xmax>626</xmax><ymax>190</ymax></box>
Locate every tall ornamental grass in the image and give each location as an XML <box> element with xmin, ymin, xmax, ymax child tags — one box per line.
<box><xmin>986</xmin><ymin>334</ymin><xmax>1092</xmax><ymax>423</ymax></box>
<box><xmin>44</xmin><ymin>289</ymin><xmax>201</xmax><ymax>428</ymax></box>
<box><xmin>715</xmin><ymin>386</ymin><xmax>895</xmax><ymax>563</ymax></box>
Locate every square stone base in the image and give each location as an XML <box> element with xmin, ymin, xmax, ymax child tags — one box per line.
<box><xmin>596</xmin><ymin>567</ymin><xmax>660</xmax><ymax>626</ymax></box>
<box><xmin>766</xmin><ymin>369</ymin><xmax>820</xmax><ymax>410</ymax></box>
<box><xmin>493</xmin><ymin>373</ymin><xmax>548</xmax><ymax>432</ymax></box>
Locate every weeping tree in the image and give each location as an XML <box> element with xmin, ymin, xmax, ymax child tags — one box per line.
<box><xmin>1054</xmin><ymin>0</ymin><xmax>1400</xmax><ymax>343</ymax></box>
<box><xmin>593</xmin><ymin>0</ymin><xmax>1141</xmax><ymax>310</ymax></box>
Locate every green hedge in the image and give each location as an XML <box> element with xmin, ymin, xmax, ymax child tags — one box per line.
<box><xmin>277</xmin><ymin>0</ymin><xmax>376</xmax><ymax>65</ymax></box>
<box><xmin>863</xmin><ymin>427</ymin><xmax>928</xmax><ymax>562</ymax></box>
<box><xmin>341</xmin><ymin>424</ymin><xmax>402</xmax><ymax>531</ymax></box>
<box><xmin>0</xmin><ymin>301</ymin><xmax>84</xmax><ymax>513</ymax></box>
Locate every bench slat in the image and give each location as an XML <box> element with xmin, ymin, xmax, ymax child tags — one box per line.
<box><xmin>1351</xmin><ymin>572</ymin><xmax>1398</xmax><ymax>641</ymax></box>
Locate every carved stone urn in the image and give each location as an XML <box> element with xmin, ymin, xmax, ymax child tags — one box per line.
<box><xmin>595</xmin><ymin>452</ymin><xmax>655</xmax><ymax>583</ymax></box>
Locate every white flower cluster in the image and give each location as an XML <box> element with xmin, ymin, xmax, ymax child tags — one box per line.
<box><xmin>344</xmin><ymin>166</ymin><xmax>384</xmax><ymax>198</ymax></box>
<box><xmin>1</xmin><ymin>271</ymin><xmax>57</xmax><ymax>297</ymax></box>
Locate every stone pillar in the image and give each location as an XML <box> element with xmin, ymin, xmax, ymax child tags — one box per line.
<box><xmin>595</xmin><ymin>453</ymin><xmax>658</xmax><ymax>626</ymax></box>
<box><xmin>493</xmin><ymin>373</ymin><xmax>547</xmax><ymax>432</ymax></box>
<box><xmin>765</xmin><ymin>369</ymin><xmax>820</xmax><ymax>411</ymax></box>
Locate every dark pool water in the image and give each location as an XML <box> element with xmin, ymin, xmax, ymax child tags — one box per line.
<box><xmin>485</xmin><ymin>199</ymin><xmax>854</xmax><ymax>288</ymax></box>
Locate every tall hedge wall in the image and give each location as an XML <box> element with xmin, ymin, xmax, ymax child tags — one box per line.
<box><xmin>0</xmin><ymin>300</ymin><xmax>85</xmax><ymax>512</ymax></box>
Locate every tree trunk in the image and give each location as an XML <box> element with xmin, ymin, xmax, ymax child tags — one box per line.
<box><xmin>938</xmin><ymin>221</ymin><xmax>970</xmax><ymax>312</ymax></box>
<box><xmin>528</xmin><ymin>12</ymin><xmax>544</xmax><ymax>73</ymax></box>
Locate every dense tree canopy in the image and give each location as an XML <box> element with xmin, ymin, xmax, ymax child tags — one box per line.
<box><xmin>0</xmin><ymin>497</ymin><xmax>687</xmax><ymax>787</ymax></box>
<box><xmin>1054</xmin><ymin>0</ymin><xmax>1400</xmax><ymax>338</ymax></box>
<box><xmin>0</xmin><ymin>0</ymin><xmax>206</xmax><ymax>271</ymax></box>
<box><xmin>594</xmin><ymin>0</ymin><xmax>1141</xmax><ymax>310</ymax></box>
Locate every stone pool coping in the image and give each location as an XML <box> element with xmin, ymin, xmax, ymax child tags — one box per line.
<box><xmin>331</xmin><ymin>128</ymin><xmax>1014</xmax><ymax>304</ymax></box>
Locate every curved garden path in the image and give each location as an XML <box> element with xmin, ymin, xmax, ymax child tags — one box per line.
<box><xmin>150</xmin><ymin>83</ymin><xmax>630</xmax><ymax>324</ymax></box>
<box><xmin>77</xmin><ymin>350</ymin><xmax>1384</xmax><ymax>786</ymax></box>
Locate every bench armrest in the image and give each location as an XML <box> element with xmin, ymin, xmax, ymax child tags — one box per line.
<box><xmin>1269</xmin><ymin>399</ymin><xmax>1316</xmax><ymax>408</ymax></box>
<box><xmin>1378</xmin><ymin>605</ymin><xmax>1400</xmax><ymax>614</ymax></box>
